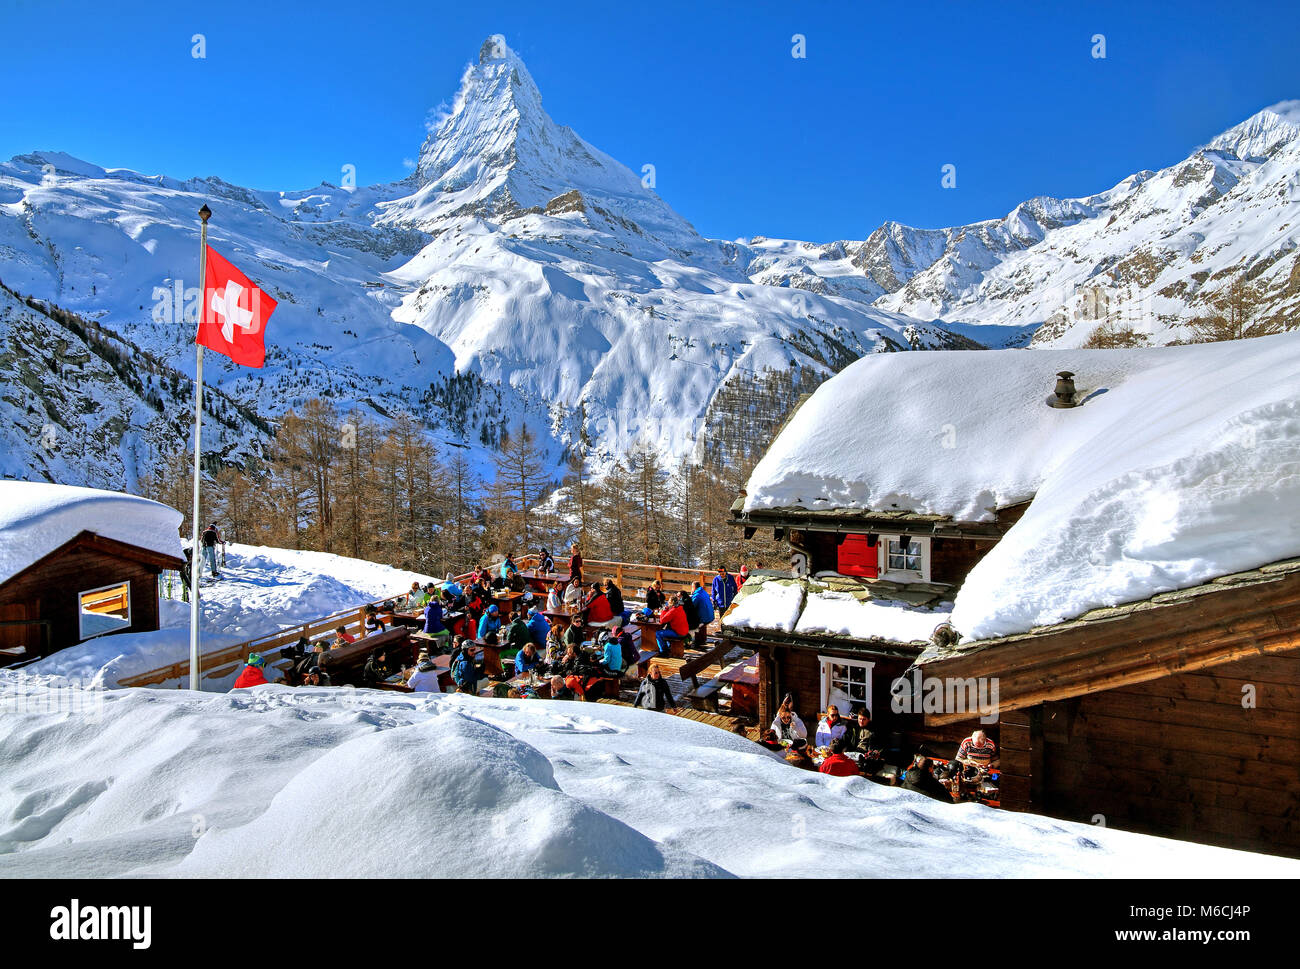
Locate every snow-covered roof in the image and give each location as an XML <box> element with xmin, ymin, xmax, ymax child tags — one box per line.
<box><xmin>0</xmin><ymin>482</ymin><xmax>183</xmax><ymax>585</ymax></box>
<box><xmin>744</xmin><ymin>331</ymin><xmax>1300</xmax><ymax>640</ymax></box>
<box><xmin>723</xmin><ymin>574</ymin><xmax>953</xmax><ymax>646</ymax></box>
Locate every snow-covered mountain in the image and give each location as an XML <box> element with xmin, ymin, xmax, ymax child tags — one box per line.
<box><xmin>742</xmin><ymin>103</ymin><xmax>1300</xmax><ymax>349</ymax></box>
<box><xmin>3</xmin><ymin>36</ymin><xmax>1297</xmax><ymax>491</ymax></box>
<box><xmin>0</xmin><ymin>35</ymin><xmax>967</xmax><ymax>490</ymax></box>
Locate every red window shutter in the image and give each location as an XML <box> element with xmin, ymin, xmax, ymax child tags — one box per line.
<box><xmin>837</xmin><ymin>534</ymin><xmax>878</xmax><ymax>578</ymax></box>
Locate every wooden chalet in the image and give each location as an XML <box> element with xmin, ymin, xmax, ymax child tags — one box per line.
<box><xmin>726</xmin><ymin>335</ymin><xmax>1300</xmax><ymax>858</ymax></box>
<box><xmin>0</xmin><ymin>483</ymin><xmax>185</xmax><ymax>665</ymax></box>
<box><xmin>725</xmin><ymin>501</ymin><xmax>1024</xmax><ymax>776</ymax></box>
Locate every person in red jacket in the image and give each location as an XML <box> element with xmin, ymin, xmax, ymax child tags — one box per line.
<box><xmin>568</xmin><ymin>544</ymin><xmax>583</xmax><ymax>585</ymax></box>
<box><xmin>584</xmin><ymin>582</ymin><xmax>618</xmax><ymax>628</ymax></box>
<box><xmin>818</xmin><ymin>737</ymin><xmax>861</xmax><ymax>778</ymax></box>
<box><xmin>655</xmin><ymin>595</ymin><xmax>690</xmax><ymax>654</ymax></box>
<box><xmin>233</xmin><ymin>652</ymin><xmax>268</xmax><ymax>689</ymax></box>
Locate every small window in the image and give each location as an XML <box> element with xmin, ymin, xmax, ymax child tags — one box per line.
<box><xmin>887</xmin><ymin>537</ymin><xmax>923</xmax><ymax>573</ymax></box>
<box><xmin>79</xmin><ymin>582</ymin><xmax>132</xmax><ymax>640</ymax></box>
<box><xmin>818</xmin><ymin>655</ymin><xmax>874</xmax><ymax>715</ymax></box>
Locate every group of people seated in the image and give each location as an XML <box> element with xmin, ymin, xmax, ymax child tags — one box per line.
<box><xmin>755</xmin><ymin>695</ymin><xmax>999</xmax><ymax>802</ymax></box>
<box><xmin>255</xmin><ymin>554</ymin><xmax>759</xmax><ymax>715</ymax></box>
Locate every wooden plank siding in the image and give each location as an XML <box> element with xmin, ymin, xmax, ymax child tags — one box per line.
<box><xmin>1031</xmin><ymin>650</ymin><xmax>1300</xmax><ymax>857</ymax></box>
<box><xmin>0</xmin><ymin>540</ymin><xmax>170</xmax><ymax>658</ymax></box>
<box><xmin>919</xmin><ymin>566</ymin><xmax>1300</xmax><ymax>724</ymax></box>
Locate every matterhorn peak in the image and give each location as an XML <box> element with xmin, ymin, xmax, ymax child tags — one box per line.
<box><xmin>394</xmin><ymin>34</ymin><xmax>699</xmax><ymax>249</ymax></box>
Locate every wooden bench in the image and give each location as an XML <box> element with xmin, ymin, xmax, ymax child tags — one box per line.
<box><xmin>650</xmin><ymin>635</ymin><xmax>686</xmax><ymax>659</ymax></box>
<box><xmin>308</xmin><ymin>627</ymin><xmax>412</xmax><ymax>687</ymax></box>
<box><xmin>677</xmin><ymin>638</ymin><xmax>735</xmax><ymax>689</ymax></box>
<box><xmin>685</xmin><ymin>677</ymin><xmax>724</xmax><ymax>712</ymax></box>
<box><xmin>635</xmin><ymin>649</ymin><xmax>659</xmax><ymax>677</ymax></box>
<box><xmin>581</xmin><ymin>676</ymin><xmax>622</xmax><ymax>702</ymax></box>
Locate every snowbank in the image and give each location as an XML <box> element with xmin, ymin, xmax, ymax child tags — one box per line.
<box><xmin>744</xmin><ymin>333</ymin><xmax>1300</xmax><ymax>639</ymax></box>
<box><xmin>0</xmin><ymin>481</ymin><xmax>181</xmax><ymax>584</ymax></box>
<box><xmin>25</xmin><ymin>543</ymin><xmax>438</xmax><ymax>689</ymax></box>
<box><xmin>3</xmin><ymin>675</ymin><xmax>1294</xmax><ymax>878</ymax></box>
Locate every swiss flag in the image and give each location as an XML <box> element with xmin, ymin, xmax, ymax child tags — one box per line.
<box><xmin>196</xmin><ymin>245</ymin><xmax>278</xmax><ymax>368</ymax></box>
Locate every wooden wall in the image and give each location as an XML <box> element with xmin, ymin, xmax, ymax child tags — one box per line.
<box><xmin>929</xmin><ymin>538</ymin><xmax>997</xmax><ymax>586</ymax></box>
<box><xmin>0</xmin><ymin>546</ymin><xmax>162</xmax><ymax>658</ymax></box>
<box><xmin>1031</xmin><ymin>651</ymin><xmax>1300</xmax><ymax>857</ymax></box>
<box><xmin>790</xmin><ymin>529</ymin><xmax>995</xmax><ymax>588</ymax></box>
<box><xmin>760</xmin><ymin>645</ymin><xmax>991</xmax><ymax>756</ymax></box>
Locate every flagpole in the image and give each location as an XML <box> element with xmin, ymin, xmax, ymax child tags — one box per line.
<box><xmin>188</xmin><ymin>203</ymin><xmax>212</xmax><ymax>691</ymax></box>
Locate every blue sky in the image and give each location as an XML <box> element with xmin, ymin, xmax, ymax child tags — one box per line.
<box><xmin>2</xmin><ymin>0</ymin><xmax>1297</xmax><ymax>241</ymax></box>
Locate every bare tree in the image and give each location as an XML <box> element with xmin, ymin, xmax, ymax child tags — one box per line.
<box><xmin>1189</xmin><ymin>273</ymin><xmax>1273</xmax><ymax>342</ymax></box>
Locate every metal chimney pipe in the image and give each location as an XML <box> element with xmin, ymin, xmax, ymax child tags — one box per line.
<box><xmin>1048</xmin><ymin>371</ymin><xmax>1077</xmax><ymax>408</ymax></box>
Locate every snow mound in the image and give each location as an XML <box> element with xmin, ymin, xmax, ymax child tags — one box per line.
<box><xmin>744</xmin><ymin>332</ymin><xmax>1300</xmax><ymax>639</ymax></box>
<box><xmin>173</xmin><ymin>710</ymin><xmax>727</xmax><ymax>878</ymax></box>
<box><xmin>1</xmin><ymin>677</ymin><xmax>1295</xmax><ymax>878</ymax></box>
<box><xmin>0</xmin><ymin>481</ymin><xmax>181</xmax><ymax>584</ymax></box>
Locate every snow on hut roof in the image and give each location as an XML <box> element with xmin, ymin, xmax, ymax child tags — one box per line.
<box><xmin>0</xmin><ymin>481</ymin><xmax>184</xmax><ymax>585</ymax></box>
<box><xmin>722</xmin><ymin>573</ymin><xmax>953</xmax><ymax>646</ymax></box>
<box><xmin>742</xmin><ymin>331</ymin><xmax>1300</xmax><ymax>641</ymax></box>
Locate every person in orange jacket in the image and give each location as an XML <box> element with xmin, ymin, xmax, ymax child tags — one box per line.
<box><xmin>233</xmin><ymin>652</ymin><xmax>268</xmax><ymax>689</ymax></box>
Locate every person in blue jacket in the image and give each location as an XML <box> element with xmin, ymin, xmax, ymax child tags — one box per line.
<box><xmin>691</xmin><ymin>580</ymin><xmax>715</xmax><ymax>639</ymax></box>
<box><xmin>477</xmin><ymin>603</ymin><xmax>502</xmax><ymax>643</ymax></box>
<box><xmin>598</xmin><ymin>630</ymin><xmax>625</xmax><ymax>677</ymax></box>
<box><xmin>452</xmin><ymin>643</ymin><xmax>481</xmax><ymax>693</ymax></box>
<box><xmin>513</xmin><ymin>641</ymin><xmax>543</xmax><ymax>678</ymax></box>
<box><xmin>500</xmin><ymin>555</ymin><xmax>519</xmax><ymax>581</ymax></box>
<box><xmin>423</xmin><ymin>596</ymin><xmax>449</xmax><ymax>650</ymax></box>
<box><xmin>526</xmin><ymin>607</ymin><xmax>550</xmax><ymax>647</ymax></box>
<box><xmin>712</xmin><ymin>566</ymin><xmax>738</xmax><ymax>613</ymax></box>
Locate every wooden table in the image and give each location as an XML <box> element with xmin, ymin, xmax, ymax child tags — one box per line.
<box><xmin>491</xmin><ymin>591</ymin><xmax>524</xmax><ymax>620</ymax></box>
<box><xmin>632</xmin><ymin>615</ymin><xmax>687</xmax><ymax>657</ymax></box>
<box><xmin>389</xmin><ymin>608</ymin><xmax>425</xmax><ymax>629</ymax></box>
<box><xmin>543</xmin><ymin>607</ymin><xmax>579</xmax><ymax>628</ymax></box>
<box><xmin>521</xmin><ymin>569</ymin><xmax>571</xmax><ymax>593</ymax></box>
<box><xmin>718</xmin><ymin>658</ymin><xmax>759</xmax><ymax>717</ymax></box>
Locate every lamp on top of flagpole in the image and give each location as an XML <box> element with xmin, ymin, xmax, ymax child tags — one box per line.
<box><xmin>189</xmin><ymin>203</ymin><xmax>211</xmax><ymax>691</ymax></box>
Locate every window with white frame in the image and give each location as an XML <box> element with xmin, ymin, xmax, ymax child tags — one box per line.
<box><xmin>882</xmin><ymin>534</ymin><xmax>929</xmax><ymax>582</ymax></box>
<box><xmin>78</xmin><ymin>581</ymin><xmax>132</xmax><ymax>640</ymax></box>
<box><xmin>817</xmin><ymin>655</ymin><xmax>874</xmax><ymax>716</ymax></box>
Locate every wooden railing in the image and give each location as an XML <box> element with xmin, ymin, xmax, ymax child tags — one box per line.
<box><xmin>118</xmin><ymin>589</ymin><xmax>413</xmax><ymax>688</ymax></box>
<box><xmin>580</xmin><ymin>559</ymin><xmax>712</xmax><ymax>595</ymax></box>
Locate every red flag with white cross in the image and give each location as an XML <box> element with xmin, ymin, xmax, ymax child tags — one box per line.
<box><xmin>195</xmin><ymin>245</ymin><xmax>277</xmax><ymax>368</ymax></box>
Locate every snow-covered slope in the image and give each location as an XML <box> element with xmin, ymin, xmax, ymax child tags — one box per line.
<box><xmin>743</xmin><ymin>331</ymin><xmax>1300</xmax><ymax>640</ymax></box>
<box><xmin>0</xmin><ymin>35</ymin><xmax>964</xmax><ymax>489</ymax></box>
<box><xmin>868</xmin><ymin>103</ymin><xmax>1300</xmax><ymax>346</ymax></box>
<box><xmin>2</xmin><ymin>676</ymin><xmax>1295</xmax><ymax>877</ymax></box>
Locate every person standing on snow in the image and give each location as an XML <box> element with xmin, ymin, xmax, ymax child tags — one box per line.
<box><xmin>200</xmin><ymin>522</ymin><xmax>224</xmax><ymax>578</ymax></box>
